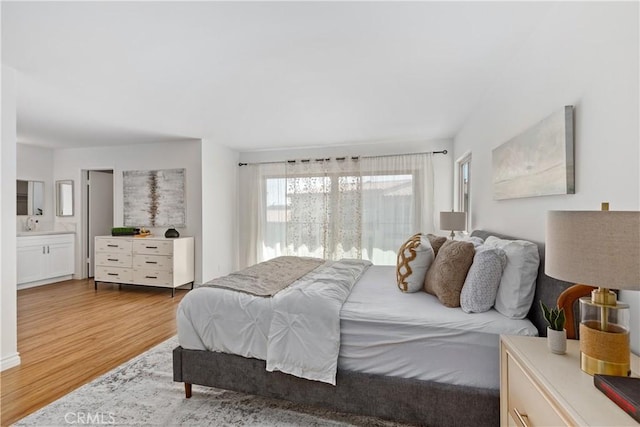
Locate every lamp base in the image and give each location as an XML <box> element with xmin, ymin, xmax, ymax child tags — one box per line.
<box><xmin>579</xmin><ymin>322</ymin><xmax>630</xmax><ymax>376</ymax></box>
<box><xmin>581</xmin><ymin>352</ymin><xmax>630</xmax><ymax>377</ymax></box>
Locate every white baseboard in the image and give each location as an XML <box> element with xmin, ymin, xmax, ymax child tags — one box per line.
<box><xmin>17</xmin><ymin>275</ymin><xmax>73</xmax><ymax>290</ymax></box>
<box><xmin>1</xmin><ymin>352</ymin><xmax>21</xmax><ymax>371</ymax></box>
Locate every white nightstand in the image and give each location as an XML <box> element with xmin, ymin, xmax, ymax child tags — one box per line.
<box><xmin>500</xmin><ymin>335</ymin><xmax>639</xmax><ymax>426</ymax></box>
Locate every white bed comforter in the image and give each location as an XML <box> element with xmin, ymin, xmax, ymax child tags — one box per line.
<box><xmin>177</xmin><ymin>259</ymin><xmax>371</xmax><ymax>385</ymax></box>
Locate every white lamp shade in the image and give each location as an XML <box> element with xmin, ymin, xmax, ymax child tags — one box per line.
<box><xmin>545</xmin><ymin>211</ymin><xmax>640</xmax><ymax>290</ymax></box>
<box><xmin>440</xmin><ymin>211</ymin><xmax>466</xmax><ymax>231</ymax></box>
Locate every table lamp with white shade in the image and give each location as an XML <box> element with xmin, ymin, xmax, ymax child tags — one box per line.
<box><xmin>440</xmin><ymin>211</ymin><xmax>466</xmax><ymax>240</ymax></box>
<box><xmin>545</xmin><ymin>206</ymin><xmax>640</xmax><ymax>376</ymax></box>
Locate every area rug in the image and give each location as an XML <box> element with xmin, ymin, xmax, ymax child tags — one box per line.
<box><xmin>15</xmin><ymin>337</ymin><xmax>409</xmax><ymax>426</ymax></box>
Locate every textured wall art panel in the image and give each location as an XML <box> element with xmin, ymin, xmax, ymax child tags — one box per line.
<box><xmin>492</xmin><ymin>106</ymin><xmax>575</xmax><ymax>200</ymax></box>
<box><xmin>123</xmin><ymin>168</ymin><xmax>186</xmax><ymax>227</ymax></box>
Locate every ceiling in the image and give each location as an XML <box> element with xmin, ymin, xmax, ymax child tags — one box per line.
<box><xmin>2</xmin><ymin>1</ymin><xmax>555</xmax><ymax>151</ymax></box>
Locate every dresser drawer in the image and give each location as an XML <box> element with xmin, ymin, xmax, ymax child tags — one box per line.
<box><xmin>133</xmin><ymin>240</ymin><xmax>172</xmax><ymax>256</ymax></box>
<box><xmin>133</xmin><ymin>254</ymin><xmax>172</xmax><ymax>271</ymax></box>
<box><xmin>95</xmin><ymin>252</ymin><xmax>132</xmax><ymax>268</ymax></box>
<box><xmin>133</xmin><ymin>269</ymin><xmax>173</xmax><ymax>287</ymax></box>
<box><xmin>95</xmin><ymin>266</ymin><xmax>133</xmax><ymax>284</ymax></box>
<box><xmin>506</xmin><ymin>351</ymin><xmax>566</xmax><ymax>426</ymax></box>
<box><xmin>95</xmin><ymin>238</ymin><xmax>133</xmax><ymax>253</ymax></box>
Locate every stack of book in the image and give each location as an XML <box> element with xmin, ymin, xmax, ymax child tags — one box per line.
<box><xmin>594</xmin><ymin>374</ymin><xmax>639</xmax><ymax>422</ymax></box>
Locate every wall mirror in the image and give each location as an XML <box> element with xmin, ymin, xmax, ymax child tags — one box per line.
<box><xmin>56</xmin><ymin>180</ymin><xmax>74</xmax><ymax>216</ymax></box>
<box><xmin>17</xmin><ymin>180</ymin><xmax>44</xmax><ymax>216</ymax></box>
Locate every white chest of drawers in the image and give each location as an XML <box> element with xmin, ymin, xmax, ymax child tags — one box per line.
<box><xmin>94</xmin><ymin>236</ymin><xmax>194</xmax><ymax>296</ymax></box>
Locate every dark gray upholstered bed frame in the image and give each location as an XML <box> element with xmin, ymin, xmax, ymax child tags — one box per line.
<box><xmin>173</xmin><ymin>230</ymin><xmax>573</xmax><ymax>426</ymax></box>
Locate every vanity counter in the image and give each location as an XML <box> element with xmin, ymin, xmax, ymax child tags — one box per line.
<box><xmin>17</xmin><ymin>230</ymin><xmax>75</xmax><ymax>237</ymax></box>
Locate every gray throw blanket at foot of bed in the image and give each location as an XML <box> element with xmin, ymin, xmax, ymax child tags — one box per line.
<box><xmin>199</xmin><ymin>256</ymin><xmax>325</xmax><ymax>296</ymax></box>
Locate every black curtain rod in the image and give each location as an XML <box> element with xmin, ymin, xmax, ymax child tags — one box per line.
<box><xmin>238</xmin><ymin>149</ymin><xmax>447</xmax><ymax>167</ymax></box>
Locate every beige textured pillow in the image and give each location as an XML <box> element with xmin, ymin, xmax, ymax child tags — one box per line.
<box><xmin>396</xmin><ymin>234</ymin><xmax>435</xmax><ymax>293</ymax></box>
<box><xmin>424</xmin><ymin>240</ymin><xmax>476</xmax><ymax>307</ymax></box>
<box><xmin>426</xmin><ymin>234</ymin><xmax>447</xmax><ymax>257</ymax></box>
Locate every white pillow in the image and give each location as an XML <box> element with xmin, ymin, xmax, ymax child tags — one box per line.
<box><xmin>484</xmin><ymin>236</ymin><xmax>540</xmax><ymax>319</ymax></box>
<box><xmin>460</xmin><ymin>246</ymin><xmax>507</xmax><ymax>313</ymax></box>
<box><xmin>396</xmin><ymin>234</ymin><xmax>435</xmax><ymax>293</ymax></box>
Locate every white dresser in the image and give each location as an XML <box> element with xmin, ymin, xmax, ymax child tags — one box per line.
<box><xmin>17</xmin><ymin>232</ymin><xmax>75</xmax><ymax>288</ymax></box>
<box><xmin>94</xmin><ymin>236</ymin><xmax>194</xmax><ymax>297</ymax></box>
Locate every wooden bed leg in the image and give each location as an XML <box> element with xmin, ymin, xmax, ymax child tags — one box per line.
<box><xmin>185</xmin><ymin>383</ymin><xmax>192</xmax><ymax>398</ymax></box>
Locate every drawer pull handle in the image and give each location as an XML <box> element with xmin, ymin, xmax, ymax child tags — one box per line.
<box><xmin>146</xmin><ymin>246</ymin><xmax>158</xmax><ymax>249</ymax></box>
<box><xmin>145</xmin><ymin>261</ymin><xmax>158</xmax><ymax>264</ymax></box>
<box><xmin>107</xmin><ymin>244</ymin><xmax>118</xmax><ymax>247</ymax></box>
<box><xmin>107</xmin><ymin>273</ymin><xmax>119</xmax><ymax>276</ymax></box>
<box><xmin>108</xmin><ymin>258</ymin><xmax>119</xmax><ymax>262</ymax></box>
<box><xmin>512</xmin><ymin>408</ymin><xmax>530</xmax><ymax>427</ymax></box>
<box><xmin>145</xmin><ymin>275</ymin><xmax>157</xmax><ymax>279</ymax></box>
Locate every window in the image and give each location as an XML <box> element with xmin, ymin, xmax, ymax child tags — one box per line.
<box><xmin>244</xmin><ymin>153</ymin><xmax>434</xmax><ymax>266</ymax></box>
<box><xmin>361</xmin><ymin>173</ymin><xmax>414</xmax><ymax>264</ymax></box>
<box><xmin>264</xmin><ymin>172</ymin><xmax>415</xmax><ymax>264</ymax></box>
<box><xmin>457</xmin><ymin>152</ymin><xmax>471</xmax><ymax>231</ymax></box>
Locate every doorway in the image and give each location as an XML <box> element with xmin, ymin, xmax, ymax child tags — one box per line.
<box><xmin>82</xmin><ymin>170</ymin><xmax>114</xmax><ymax>278</ymax></box>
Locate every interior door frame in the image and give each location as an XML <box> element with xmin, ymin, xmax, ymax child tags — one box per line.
<box><xmin>81</xmin><ymin>169</ymin><xmax>114</xmax><ymax>279</ymax></box>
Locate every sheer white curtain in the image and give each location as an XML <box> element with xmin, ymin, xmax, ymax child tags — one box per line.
<box><xmin>238</xmin><ymin>153</ymin><xmax>434</xmax><ymax>267</ymax></box>
<box><xmin>284</xmin><ymin>158</ymin><xmax>361</xmax><ymax>260</ymax></box>
<box><xmin>238</xmin><ymin>162</ymin><xmax>285</xmax><ymax>268</ymax></box>
<box><xmin>360</xmin><ymin>153</ymin><xmax>434</xmax><ymax>264</ymax></box>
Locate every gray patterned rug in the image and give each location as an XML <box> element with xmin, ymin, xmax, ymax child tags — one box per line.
<box><xmin>16</xmin><ymin>337</ymin><xmax>409</xmax><ymax>426</ymax></box>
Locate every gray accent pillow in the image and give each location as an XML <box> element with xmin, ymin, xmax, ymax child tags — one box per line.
<box><xmin>459</xmin><ymin>236</ymin><xmax>485</xmax><ymax>248</ymax></box>
<box><xmin>460</xmin><ymin>246</ymin><xmax>507</xmax><ymax>313</ymax></box>
<box><xmin>426</xmin><ymin>234</ymin><xmax>447</xmax><ymax>257</ymax></box>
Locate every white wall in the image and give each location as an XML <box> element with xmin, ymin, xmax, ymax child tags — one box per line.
<box><xmin>239</xmin><ymin>138</ymin><xmax>454</xmax><ymax>232</ymax></box>
<box><xmin>2</xmin><ymin>133</ymin><xmax>239</xmax><ymax>367</ymax></box>
<box><xmin>201</xmin><ymin>139</ymin><xmax>239</xmax><ymax>282</ymax></box>
<box><xmin>16</xmin><ymin>144</ymin><xmax>54</xmax><ymax>231</ymax></box>
<box><xmin>53</xmin><ymin>140</ymin><xmax>206</xmax><ymax>283</ymax></box>
<box><xmin>1</xmin><ymin>66</ymin><xmax>20</xmax><ymax>370</ymax></box>
<box><xmin>453</xmin><ymin>2</ymin><xmax>639</xmax><ymax>351</ymax></box>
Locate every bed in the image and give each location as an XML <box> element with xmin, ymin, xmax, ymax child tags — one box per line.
<box><xmin>173</xmin><ymin>230</ymin><xmax>573</xmax><ymax>426</ymax></box>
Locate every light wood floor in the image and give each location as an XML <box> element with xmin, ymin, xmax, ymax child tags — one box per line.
<box><xmin>0</xmin><ymin>279</ymin><xmax>189</xmax><ymax>426</ymax></box>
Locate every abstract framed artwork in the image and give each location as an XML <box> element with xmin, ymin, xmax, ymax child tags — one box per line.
<box><xmin>123</xmin><ymin>168</ymin><xmax>186</xmax><ymax>227</ymax></box>
<box><xmin>492</xmin><ymin>106</ymin><xmax>575</xmax><ymax>200</ymax></box>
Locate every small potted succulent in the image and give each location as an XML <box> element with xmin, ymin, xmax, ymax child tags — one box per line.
<box><xmin>540</xmin><ymin>301</ymin><xmax>567</xmax><ymax>354</ymax></box>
